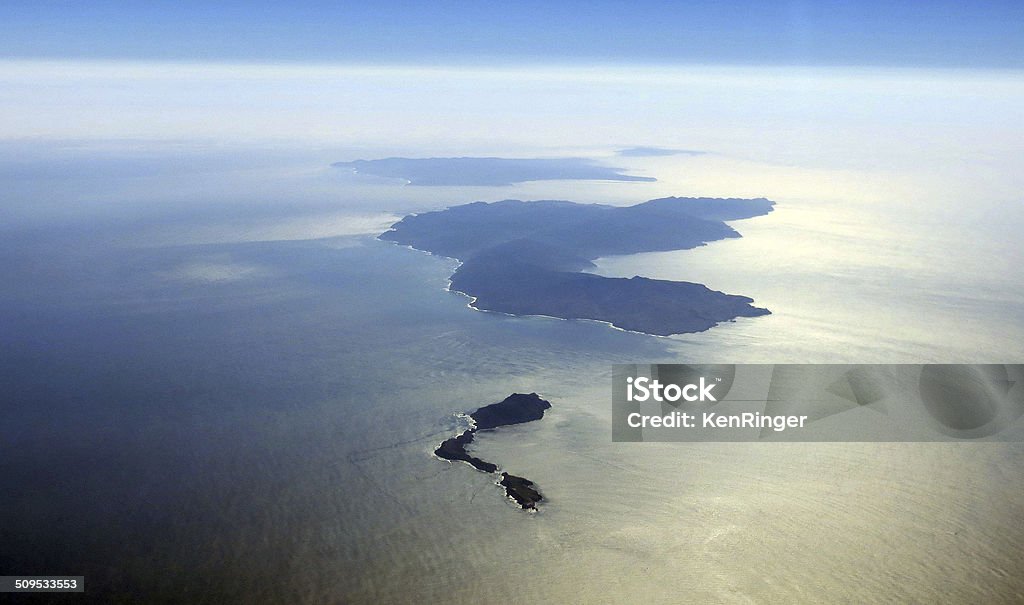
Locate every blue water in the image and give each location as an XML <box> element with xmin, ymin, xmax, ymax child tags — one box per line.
<box><xmin>2</xmin><ymin>61</ymin><xmax>1023</xmax><ymax>600</ymax></box>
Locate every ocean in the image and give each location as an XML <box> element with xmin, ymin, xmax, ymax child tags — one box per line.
<box><xmin>1</xmin><ymin>64</ymin><xmax>1023</xmax><ymax>602</ymax></box>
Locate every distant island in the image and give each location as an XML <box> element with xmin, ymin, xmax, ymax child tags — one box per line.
<box><xmin>617</xmin><ymin>146</ymin><xmax>706</xmax><ymax>157</ymax></box>
<box><xmin>435</xmin><ymin>393</ymin><xmax>552</xmax><ymax>509</ymax></box>
<box><xmin>381</xmin><ymin>196</ymin><xmax>774</xmax><ymax>336</ymax></box>
<box><xmin>332</xmin><ymin>156</ymin><xmax>655</xmax><ymax>186</ymax></box>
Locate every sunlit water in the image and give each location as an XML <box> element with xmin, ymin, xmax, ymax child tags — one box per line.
<box><xmin>592</xmin><ymin>186</ymin><xmax>1024</xmax><ymax>363</ymax></box>
<box><xmin>1</xmin><ymin>63</ymin><xmax>1023</xmax><ymax>603</ymax></box>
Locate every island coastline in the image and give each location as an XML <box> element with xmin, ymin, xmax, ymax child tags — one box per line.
<box><xmin>435</xmin><ymin>393</ymin><xmax>552</xmax><ymax>510</ymax></box>
<box><xmin>382</xmin><ymin>197</ymin><xmax>774</xmax><ymax>336</ymax></box>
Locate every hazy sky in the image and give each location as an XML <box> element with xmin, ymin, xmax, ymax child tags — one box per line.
<box><xmin>1</xmin><ymin>2</ymin><xmax>1021</xmax><ymax>234</ymax></box>
<box><xmin>1</xmin><ymin>1</ymin><xmax>1022</xmax><ymax>68</ymax></box>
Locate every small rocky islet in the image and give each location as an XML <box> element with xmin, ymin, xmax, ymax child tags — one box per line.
<box><xmin>435</xmin><ymin>393</ymin><xmax>551</xmax><ymax>510</ymax></box>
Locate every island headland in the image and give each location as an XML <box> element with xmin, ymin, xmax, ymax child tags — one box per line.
<box><xmin>381</xmin><ymin>196</ymin><xmax>774</xmax><ymax>336</ymax></box>
<box><xmin>435</xmin><ymin>393</ymin><xmax>551</xmax><ymax>510</ymax></box>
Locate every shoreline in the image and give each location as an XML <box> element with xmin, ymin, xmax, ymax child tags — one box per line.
<box><xmin>434</xmin><ymin>393</ymin><xmax>552</xmax><ymax>510</ymax></box>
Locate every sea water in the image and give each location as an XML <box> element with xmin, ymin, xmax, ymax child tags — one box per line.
<box><xmin>1</xmin><ymin>64</ymin><xmax>1023</xmax><ymax>603</ymax></box>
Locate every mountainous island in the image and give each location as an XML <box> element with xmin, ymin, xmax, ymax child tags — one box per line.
<box><xmin>435</xmin><ymin>393</ymin><xmax>552</xmax><ymax>509</ymax></box>
<box><xmin>381</xmin><ymin>196</ymin><xmax>774</xmax><ymax>336</ymax></box>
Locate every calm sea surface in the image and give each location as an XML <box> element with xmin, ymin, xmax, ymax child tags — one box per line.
<box><xmin>1</xmin><ymin>65</ymin><xmax>1023</xmax><ymax>603</ymax></box>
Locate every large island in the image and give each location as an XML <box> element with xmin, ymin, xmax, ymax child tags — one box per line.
<box><xmin>381</xmin><ymin>196</ymin><xmax>774</xmax><ymax>336</ymax></box>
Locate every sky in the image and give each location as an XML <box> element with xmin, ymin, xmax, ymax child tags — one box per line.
<box><xmin>1</xmin><ymin>0</ymin><xmax>1021</xmax><ymax>231</ymax></box>
<box><xmin>1</xmin><ymin>1</ymin><xmax>1022</xmax><ymax>68</ymax></box>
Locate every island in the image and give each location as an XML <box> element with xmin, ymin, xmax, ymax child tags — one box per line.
<box><xmin>332</xmin><ymin>156</ymin><xmax>655</xmax><ymax>186</ymax></box>
<box><xmin>617</xmin><ymin>146</ymin><xmax>705</xmax><ymax>157</ymax></box>
<box><xmin>435</xmin><ymin>393</ymin><xmax>552</xmax><ymax>510</ymax></box>
<box><xmin>498</xmin><ymin>474</ymin><xmax>543</xmax><ymax>509</ymax></box>
<box><xmin>381</xmin><ymin>196</ymin><xmax>774</xmax><ymax>336</ymax></box>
